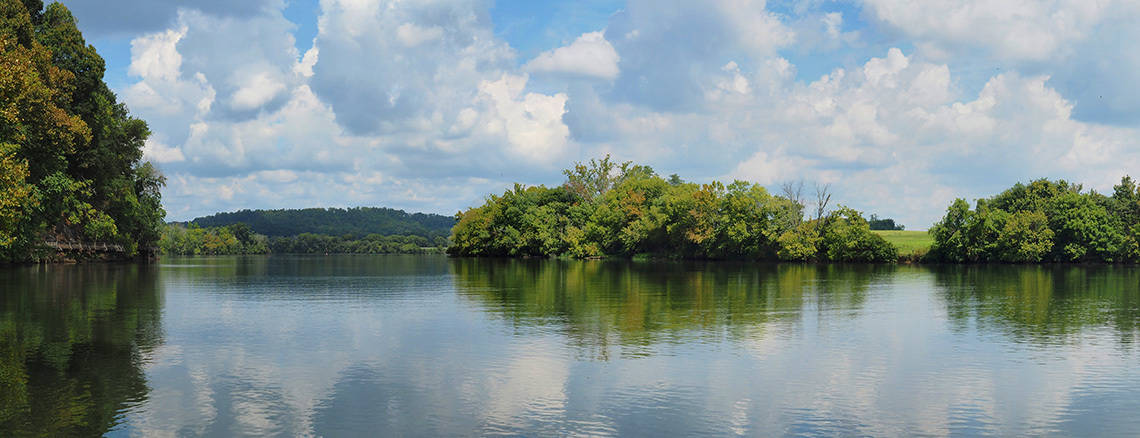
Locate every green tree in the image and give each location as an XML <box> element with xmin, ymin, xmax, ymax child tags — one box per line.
<box><xmin>995</xmin><ymin>210</ymin><xmax>1054</xmax><ymax>262</ymax></box>
<box><xmin>0</xmin><ymin>146</ymin><xmax>35</xmax><ymax>250</ymax></box>
<box><xmin>930</xmin><ymin>177</ymin><xmax>1139</xmax><ymax>264</ymax></box>
<box><xmin>0</xmin><ymin>0</ymin><xmax>164</xmax><ymax>261</ymax></box>
<box><xmin>562</xmin><ymin>154</ymin><xmax>655</xmax><ymax>203</ymax></box>
<box><xmin>1046</xmin><ymin>191</ymin><xmax>1122</xmax><ymax>262</ymax></box>
<box><xmin>929</xmin><ymin>199</ymin><xmax>973</xmax><ymax>262</ymax></box>
<box><xmin>819</xmin><ymin>207</ymin><xmax>897</xmax><ymax>262</ymax></box>
<box><xmin>450</xmin><ymin>157</ymin><xmax>896</xmax><ymax>263</ymax></box>
<box><xmin>777</xmin><ymin>223</ymin><xmax>819</xmax><ymax>261</ymax></box>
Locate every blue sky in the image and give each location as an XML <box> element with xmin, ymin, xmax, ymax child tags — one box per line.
<box><xmin>61</xmin><ymin>0</ymin><xmax>1140</xmax><ymax>229</ymax></box>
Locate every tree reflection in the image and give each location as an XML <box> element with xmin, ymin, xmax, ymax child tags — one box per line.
<box><xmin>933</xmin><ymin>265</ymin><xmax>1140</xmax><ymax>345</ymax></box>
<box><xmin>451</xmin><ymin>259</ymin><xmax>889</xmax><ymax>359</ymax></box>
<box><xmin>0</xmin><ymin>264</ymin><xmax>163</xmax><ymax>436</ymax></box>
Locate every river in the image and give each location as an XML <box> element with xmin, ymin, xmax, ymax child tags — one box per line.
<box><xmin>2</xmin><ymin>255</ymin><xmax>1139</xmax><ymax>436</ymax></box>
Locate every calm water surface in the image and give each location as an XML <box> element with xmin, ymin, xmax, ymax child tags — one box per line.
<box><xmin>2</xmin><ymin>255</ymin><xmax>1140</xmax><ymax>436</ymax></box>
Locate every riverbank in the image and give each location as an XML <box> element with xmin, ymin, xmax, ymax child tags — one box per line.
<box><xmin>0</xmin><ymin>239</ymin><xmax>157</xmax><ymax>264</ymax></box>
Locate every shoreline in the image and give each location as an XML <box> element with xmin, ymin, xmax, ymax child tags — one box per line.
<box><xmin>12</xmin><ymin>251</ymin><xmax>1140</xmax><ymax>267</ymax></box>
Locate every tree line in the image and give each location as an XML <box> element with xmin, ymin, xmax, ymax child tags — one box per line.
<box><xmin>158</xmin><ymin>223</ymin><xmax>446</xmax><ymax>256</ymax></box>
<box><xmin>449</xmin><ymin>156</ymin><xmax>898</xmax><ymax>262</ymax></box>
<box><xmin>928</xmin><ymin>177</ymin><xmax>1140</xmax><ymax>263</ymax></box>
<box><xmin>189</xmin><ymin>207</ymin><xmax>454</xmax><ymax>240</ymax></box>
<box><xmin>868</xmin><ymin>215</ymin><xmax>904</xmax><ymax>231</ymax></box>
<box><xmin>0</xmin><ymin>0</ymin><xmax>164</xmax><ymax>262</ymax></box>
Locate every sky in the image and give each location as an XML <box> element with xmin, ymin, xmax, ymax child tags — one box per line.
<box><xmin>63</xmin><ymin>0</ymin><xmax>1140</xmax><ymax>229</ymax></box>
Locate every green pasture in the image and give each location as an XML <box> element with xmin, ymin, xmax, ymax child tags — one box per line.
<box><xmin>873</xmin><ymin>230</ymin><xmax>934</xmax><ymax>254</ymax></box>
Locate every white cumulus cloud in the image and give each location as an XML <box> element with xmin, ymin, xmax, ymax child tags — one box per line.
<box><xmin>98</xmin><ymin>0</ymin><xmax>1140</xmax><ymax>229</ymax></box>
<box><xmin>128</xmin><ymin>26</ymin><xmax>186</xmax><ymax>81</ymax></box>
<box><xmin>526</xmin><ymin>31</ymin><xmax>620</xmax><ymax>80</ymax></box>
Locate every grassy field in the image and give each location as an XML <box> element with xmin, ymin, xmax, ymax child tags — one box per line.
<box><xmin>873</xmin><ymin>230</ymin><xmax>934</xmax><ymax>254</ymax></box>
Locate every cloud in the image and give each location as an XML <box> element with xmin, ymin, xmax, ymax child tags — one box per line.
<box><xmin>127</xmin><ymin>27</ymin><xmax>185</xmax><ymax>81</ymax></box>
<box><xmin>602</xmin><ymin>0</ymin><xmax>793</xmax><ymax>111</ymax></box>
<box><xmin>309</xmin><ymin>0</ymin><xmax>516</xmax><ymax>136</ymax></box>
<box><xmin>861</xmin><ymin>0</ymin><xmax>1140</xmax><ymax>125</ymax></box>
<box><xmin>230</xmin><ymin>72</ymin><xmax>288</xmax><ymax>111</ymax></box>
<box><xmin>728</xmin><ymin>150</ymin><xmax>817</xmax><ymax>185</ymax></box>
<box><xmin>117</xmin><ymin>0</ymin><xmax>576</xmax><ymax>220</ymax></box>
<box><xmin>395</xmin><ymin>23</ymin><xmax>445</xmax><ymax>47</ymax></box>
<box><xmin>121</xmin><ymin>7</ymin><xmax>347</xmax><ymax>179</ymax></box>
<box><xmin>174</xmin><ymin>9</ymin><xmax>303</xmax><ymax>121</ymax></box>
<box><xmin>1047</xmin><ymin>3</ymin><xmax>1140</xmax><ymax>125</ymax></box>
<box><xmin>862</xmin><ymin>0</ymin><xmax>1108</xmax><ymax>62</ymax></box>
<box><xmin>142</xmin><ymin>138</ymin><xmax>185</xmax><ymax>164</ymax></box>
<box><xmin>525</xmin><ymin>31</ymin><xmax>619</xmax><ymax>80</ymax></box>
<box><xmin>99</xmin><ymin>0</ymin><xmax>1140</xmax><ymax>228</ymax></box>
<box><xmin>476</xmin><ymin>74</ymin><xmax>571</xmax><ymax>162</ymax></box>
<box><xmin>566</xmin><ymin>45</ymin><xmax>1140</xmax><ymax>228</ymax></box>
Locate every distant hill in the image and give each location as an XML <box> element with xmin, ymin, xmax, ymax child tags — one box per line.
<box><xmin>189</xmin><ymin>207</ymin><xmax>455</xmax><ymax>239</ymax></box>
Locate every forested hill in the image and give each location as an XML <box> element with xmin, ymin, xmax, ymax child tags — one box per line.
<box><xmin>189</xmin><ymin>207</ymin><xmax>455</xmax><ymax>239</ymax></box>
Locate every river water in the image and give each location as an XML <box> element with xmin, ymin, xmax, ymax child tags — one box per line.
<box><xmin>2</xmin><ymin>255</ymin><xmax>1139</xmax><ymax>436</ymax></box>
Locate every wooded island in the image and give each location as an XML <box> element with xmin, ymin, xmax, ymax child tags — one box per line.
<box><xmin>449</xmin><ymin>156</ymin><xmax>1140</xmax><ymax>265</ymax></box>
<box><xmin>449</xmin><ymin>156</ymin><xmax>899</xmax><ymax>262</ymax></box>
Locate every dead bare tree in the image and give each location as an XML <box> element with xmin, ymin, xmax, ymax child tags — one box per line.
<box><xmin>781</xmin><ymin>180</ymin><xmax>805</xmax><ymax>208</ymax></box>
<box><xmin>780</xmin><ymin>180</ymin><xmax>807</xmax><ymax>227</ymax></box>
<box><xmin>814</xmin><ymin>183</ymin><xmax>832</xmax><ymax>234</ymax></box>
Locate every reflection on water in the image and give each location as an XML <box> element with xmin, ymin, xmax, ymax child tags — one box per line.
<box><xmin>452</xmin><ymin>259</ymin><xmax>892</xmax><ymax>360</ymax></box>
<box><xmin>0</xmin><ymin>256</ymin><xmax>1138</xmax><ymax>436</ymax></box>
<box><xmin>934</xmin><ymin>265</ymin><xmax>1140</xmax><ymax>345</ymax></box>
<box><xmin>0</xmin><ymin>264</ymin><xmax>162</xmax><ymax>436</ymax></box>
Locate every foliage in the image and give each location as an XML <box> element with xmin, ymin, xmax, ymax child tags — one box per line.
<box><xmin>994</xmin><ymin>210</ymin><xmax>1053</xmax><ymax>262</ymax></box>
<box><xmin>189</xmin><ymin>207</ymin><xmax>453</xmax><ymax>240</ymax></box>
<box><xmin>868</xmin><ymin>214</ymin><xmax>905</xmax><ymax>230</ymax></box>
<box><xmin>450</xmin><ymin>158</ymin><xmax>897</xmax><ymax>263</ymax></box>
<box><xmin>0</xmin><ymin>0</ymin><xmax>164</xmax><ymax>262</ymax></box>
<box><xmin>820</xmin><ymin>207</ymin><xmax>898</xmax><ymax>263</ymax></box>
<box><xmin>158</xmin><ymin>223</ymin><xmax>444</xmax><ymax>256</ymax></box>
<box><xmin>0</xmin><ymin>147</ymin><xmax>35</xmax><ymax>249</ymax></box>
<box><xmin>776</xmin><ymin>223</ymin><xmax>819</xmax><ymax>261</ymax></box>
<box><xmin>268</xmin><ymin>233</ymin><xmax>442</xmax><ymax>255</ymax></box>
<box><xmin>561</xmin><ymin>154</ymin><xmax>655</xmax><ymax>203</ymax></box>
<box><xmin>158</xmin><ymin>223</ymin><xmax>267</xmax><ymax>256</ymax></box>
<box><xmin>929</xmin><ymin>177</ymin><xmax>1140</xmax><ymax>263</ymax></box>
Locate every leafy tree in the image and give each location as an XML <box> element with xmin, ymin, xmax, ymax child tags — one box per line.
<box><xmin>0</xmin><ymin>147</ymin><xmax>35</xmax><ymax>250</ymax></box>
<box><xmin>868</xmin><ymin>214</ymin><xmax>904</xmax><ymax>230</ymax></box>
<box><xmin>777</xmin><ymin>223</ymin><xmax>819</xmax><ymax>261</ymax></box>
<box><xmin>1045</xmin><ymin>191</ymin><xmax>1122</xmax><ymax>262</ymax></box>
<box><xmin>1112</xmin><ymin>176</ymin><xmax>1140</xmax><ymax>224</ymax></box>
<box><xmin>451</xmin><ymin>157</ymin><xmax>896</xmax><ymax>263</ymax></box>
<box><xmin>0</xmin><ymin>0</ymin><xmax>90</xmax><ymax>182</ymax></box>
<box><xmin>562</xmin><ymin>154</ymin><xmax>655</xmax><ymax>203</ymax></box>
<box><xmin>710</xmin><ymin>181</ymin><xmax>782</xmax><ymax>258</ymax></box>
<box><xmin>929</xmin><ymin>199</ymin><xmax>973</xmax><ymax>262</ymax></box>
<box><xmin>929</xmin><ymin>177</ymin><xmax>1140</xmax><ymax>264</ymax></box>
<box><xmin>0</xmin><ymin>0</ymin><xmax>164</xmax><ymax>261</ymax></box>
<box><xmin>819</xmin><ymin>207</ymin><xmax>897</xmax><ymax>262</ymax></box>
<box><xmin>995</xmin><ymin>210</ymin><xmax>1053</xmax><ymax>262</ymax></box>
